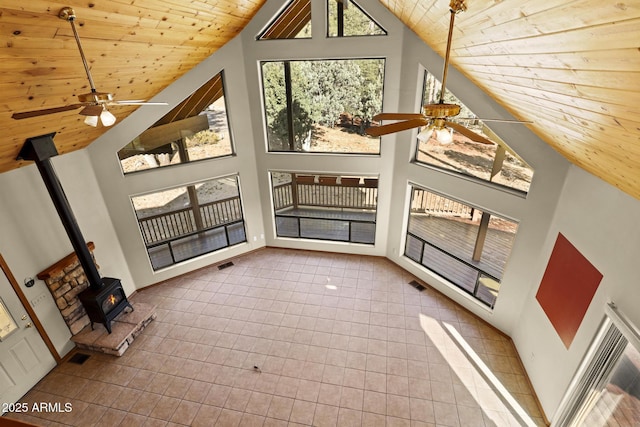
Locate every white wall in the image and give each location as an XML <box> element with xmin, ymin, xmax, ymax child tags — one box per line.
<box><xmin>383</xmin><ymin>26</ymin><xmax>570</xmax><ymax>335</ymax></box>
<box><xmin>512</xmin><ymin>165</ymin><xmax>640</xmax><ymax>417</ymax></box>
<box><xmin>0</xmin><ymin>149</ymin><xmax>134</xmax><ymax>356</ymax></box>
<box><xmin>87</xmin><ymin>36</ymin><xmax>266</xmax><ymax>288</ymax></box>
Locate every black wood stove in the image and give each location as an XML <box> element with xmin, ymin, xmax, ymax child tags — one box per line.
<box><xmin>78</xmin><ymin>277</ymin><xmax>133</xmax><ymax>334</ymax></box>
<box><xmin>18</xmin><ymin>133</ymin><xmax>133</xmax><ymax>334</ymax></box>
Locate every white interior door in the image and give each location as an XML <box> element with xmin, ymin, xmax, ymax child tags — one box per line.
<box><xmin>0</xmin><ymin>269</ymin><xmax>56</xmax><ymax>408</ymax></box>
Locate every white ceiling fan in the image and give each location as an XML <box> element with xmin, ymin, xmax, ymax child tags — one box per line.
<box><xmin>11</xmin><ymin>7</ymin><xmax>167</xmax><ymax>127</ymax></box>
<box><xmin>366</xmin><ymin>0</ymin><xmax>530</xmax><ymax>145</ymax></box>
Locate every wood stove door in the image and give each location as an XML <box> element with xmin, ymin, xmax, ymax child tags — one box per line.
<box><xmin>0</xmin><ymin>267</ymin><xmax>56</xmax><ymax>407</ymax></box>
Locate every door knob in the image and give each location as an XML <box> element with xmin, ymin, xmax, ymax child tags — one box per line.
<box><xmin>25</xmin><ymin>322</ymin><xmax>32</xmax><ymax>328</ymax></box>
<box><xmin>21</xmin><ymin>315</ymin><xmax>28</xmax><ymax>321</ymax></box>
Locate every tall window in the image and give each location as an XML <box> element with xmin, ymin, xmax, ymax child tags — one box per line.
<box><xmin>261</xmin><ymin>59</ymin><xmax>384</xmax><ymax>154</ymax></box>
<box><xmin>327</xmin><ymin>0</ymin><xmax>386</xmax><ymax>37</ymax></box>
<box><xmin>271</xmin><ymin>172</ymin><xmax>377</xmax><ymax>244</ymax></box>
<box><xmin>404</xmin><ymin>186</ymin><xmax>518</xmax><ymax>307</ymax></box>
<box><xmin>119</xmin><ymin>71</ymin><xmax>233</xmax><ymax>174</ymax></box>
<box><xmin>131</xmin><ymin>176</ymin><xmax>246</xmax><ymax>270</ymax></box>
<box><xmin>415</xmin><ymin>70</ymin><xmax>533</xmax><ymax>193</ymax></box>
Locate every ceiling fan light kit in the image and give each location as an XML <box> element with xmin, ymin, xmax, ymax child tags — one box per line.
<box><xmin>417</xmin><ymin>127</ymin><xmax>434</xmax><ymax>142</ymax></box>
<box><xmin>435</xmin><ymin>128</ymin><xmax>454</xmax><ymax>144</ymax></box>
<box><xmin>84</xmin><ymin>108</ymin><xmax>116</xmax><ymax>127</ymax></box>
<box><xmin>84</xmin><ymin>115</ymin><xmax>99</xmax><ymax>127</ymax></box>
<box><xmin>99</xmin><ymin>109</ymin><xmax>117</xmax><ymax>127</ymax></box>
<box><xmin>10</xmin><ymin>7</ymin><xmax>167</xmax><ymax>126</ymax></box>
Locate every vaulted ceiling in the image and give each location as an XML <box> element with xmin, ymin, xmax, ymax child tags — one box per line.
<box><xmin>2</xmin><ymin>1</ymin><xmax>639</xmax><ymax>199</ymax></box>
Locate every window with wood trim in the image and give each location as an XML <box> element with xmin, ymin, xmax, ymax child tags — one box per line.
<box><xmin>327</xmin><ymin>0</ymin><xmax>386</xmax><ymax>37</ymax></box>
<box><xmin>118</xmin><ymin>71</ymin><xmax>233</xmax><ymax>174</ymax></box>
<box><xmin>404</xmin><ymin>186</ymin><xmax>518</xmax><ymax>308</ymax></box>
<box><xmin>258</xmin><ymin>0</ymin><xmax>311</xmax><ymax>40</ymax></box>
<box><xmin>415</xmin><ymin>70</ymin><xmax>533</xmax><ymax>194</ymax></box>
<box><xmin>261</xmin><ymin>59</ymin><xmax>383</xmax><ymax>154</ymax></box>
<box><xmin>131</xmin><ymin>175</ymin><xmax>246</xmax><ymax>270</ymax></box>
<box><xmin>271</xmin><ymin>172</ymin><xmax>377</xmax><ymax>244</ymax></box>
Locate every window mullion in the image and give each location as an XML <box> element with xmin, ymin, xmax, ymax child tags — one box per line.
<box><xmin>283</xmin><ymin>61</ymin><xmax>295</xmax><ymax>151</ymax></box>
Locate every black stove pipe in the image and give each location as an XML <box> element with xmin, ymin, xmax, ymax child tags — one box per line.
<box><xmin>17</xmin><ymin>133</ymin><xmax>103</xmax><ymax>291</ymax></box>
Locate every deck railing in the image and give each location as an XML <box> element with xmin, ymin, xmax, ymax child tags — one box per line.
<box><xmin>273</xmin><ymin>178</ymin><xmax>378</xmax><ymax>211</ymax></box>
<box><xmin>200</xmin><ymin>196</ymin><xmax>243</xmax><ymax>229</ymax></box>
<box><xmin>273</xmin><ymin>183</ymin><xmax>294</xmax><ymax>210</ymax></box>
<box><xmin>411</xmin><ymin>188</ymin><xmax>472</xmax><ymax>218</ymax></box>
<box><xmin>405</xmin><ymin>231</ymin><xmax>499</xmax><ymax>308</ymax></box>
<box><xmin>138</xmin><ymin>196</ymin><xmax>243</xmax><ymax>246</ymax></box>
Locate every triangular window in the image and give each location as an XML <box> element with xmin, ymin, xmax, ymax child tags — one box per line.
<box><xmin>327</xmin><ymin>0</ymin><xmax>386</xmax><ymax>37</ymax></box>
<box><xmin>416</xmin><ymin>70</ymin><xmax>533</xmax><ymax>193</ymax></box>
<box><xmin>118</xmin><ymin>71</ymin><xmax>233</xmax><ymax>174</ymax></box>
<box><xmin>258</xmin><ymin>0</ymin><xmax>312</xmax><ymax>40</ymax></box>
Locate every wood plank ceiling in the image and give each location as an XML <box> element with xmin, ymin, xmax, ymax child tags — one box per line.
<box><xmin>380</xmin><ymin>0</ymin><xmax>640</xmax><ymax>199</ymax></box>
<box><xmin>1</xmin><ymin>0</ymin><xmax>639</xmax><ymax>200</ymax></box>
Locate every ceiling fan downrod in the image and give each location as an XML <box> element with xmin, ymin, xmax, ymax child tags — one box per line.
<box><xmin>59</xmin><ymin>7</ymin><xmax>98</xmax><ymax>95</ymax></box>
<box><xmin>438</xmin><ymin>0</ymin><xmax>467</xmax><ymax>105</ymax></box>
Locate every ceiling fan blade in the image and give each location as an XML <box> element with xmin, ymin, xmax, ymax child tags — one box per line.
<box><xmin>366</xmin><ymin>118</ymin><xmax>428</xmax><ymax>137</ymax></box>
<box><xmin>11</xmin><ymin>104</ymin><xmax>85</xmax><ymax>120</ymax></box>
<box><xmin>445</xmin><ymin>121</ymin><xmax>494</xmax><ymax>145</ymax></box>
<box><xmin>110</xmin><ymin>100</ymin><xmax>169</xmax><ymax>106</ymax></box>
<box><xmin>458</xmin><ymin>117</ymin><xmax>533</xmax><ymax>124</ymax></box>
<box><xmin>373</xmin><ymin>112</ymin><xmax>424</xmax><ymax>121</ymax></box>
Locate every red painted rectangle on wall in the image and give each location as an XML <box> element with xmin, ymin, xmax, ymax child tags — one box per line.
<box><xmin>536</xmin><ymin>233</ymin><xmax>603</xmax><ymax>349</ymax></box>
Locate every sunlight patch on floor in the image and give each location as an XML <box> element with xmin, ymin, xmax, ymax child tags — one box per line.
<box><xmin>419</xmin><ymin>313</ymin><xmax>537</xmax><ymax>427</ymax></box>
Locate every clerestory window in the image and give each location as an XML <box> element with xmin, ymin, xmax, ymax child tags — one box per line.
<box><xmin>258</xmin><ymin>0</ymin><xmax>312</xmax><ymax>40</ymax></box>
<box><xmin>327</xmin><ymin>0</ymin><xmax>386</xmax><ymax>37</ymax></box>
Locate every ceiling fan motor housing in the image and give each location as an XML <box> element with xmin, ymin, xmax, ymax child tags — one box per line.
<box><xmin>77</xmin><ymin>92</ymin><xmax>114</xmax><ymax>104</ymax></box>
<box><xmin>423</xmin><ymin>103</ymin><xmax>460</xmax><ymax>118</ymax></box>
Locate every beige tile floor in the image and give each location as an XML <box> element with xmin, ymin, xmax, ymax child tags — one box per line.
<box><xmin>5</xmin><ymin>248</ymin><xmax>546</xmax><ymax>426</ymax></box>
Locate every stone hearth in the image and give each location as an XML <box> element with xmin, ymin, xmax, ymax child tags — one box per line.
<box><xmin>71</xmin><ymin>302</ymin><xmax>156</xmax><ymax>356</ymax></box>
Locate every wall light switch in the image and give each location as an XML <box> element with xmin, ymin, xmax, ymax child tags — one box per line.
<box><xmin>31</xmin><ymin>293</ymin><xmax>49</xmax><ymax>307</ymax></box>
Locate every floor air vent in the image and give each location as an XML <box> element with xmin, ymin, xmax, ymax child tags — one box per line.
<box><xmin>408</xmin><ymin>280</ymin><xmax>426</xmax><ymax>292</ymax></box>
<box><xmin>68</xmin><ymin>353</ymin><xmax>90</xmax><ymax>365</ymax></box>
<box><xmin>218</xmin><ymin>261</ymin><xmax>234</xmax><ymax>270</ymax></box>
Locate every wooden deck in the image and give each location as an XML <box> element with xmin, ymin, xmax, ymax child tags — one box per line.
<box><xmin>408</xmin><ymin>213</ymin><xmax>515</xmax><ymax>279</ymax></box>
<box><xmin>406</xmin><ymin>214</ymin><xmax>516</xmax><ymax>306</ymax></box>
